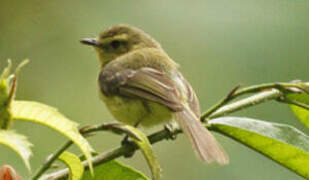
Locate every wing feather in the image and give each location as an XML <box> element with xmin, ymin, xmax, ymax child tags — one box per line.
<box><xmin>175</xmin><ymin>72</ymin><xmax>201</xmax><ymax>116</ymax></box>
<box><xmin>99</xmin><ymin>67</ymin><xmax>183</xmax><ymax>111</ymax></box>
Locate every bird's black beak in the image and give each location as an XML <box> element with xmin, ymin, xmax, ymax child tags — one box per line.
<box><xmin>80</xmin><ymin>38</ymin><xmax>100</xmax><ymax>47</ymax></box>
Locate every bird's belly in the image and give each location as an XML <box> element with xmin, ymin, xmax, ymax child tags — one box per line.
<box><xmin>101</xmin><ymin>94</ymin><xmax>173</xmax><ymax>127</ymax></box>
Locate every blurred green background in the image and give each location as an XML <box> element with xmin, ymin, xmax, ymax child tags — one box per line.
<box><xmin>0</xmin><ymin>0</ymin><xmax>308</xmax><ymax>179</ymax></box>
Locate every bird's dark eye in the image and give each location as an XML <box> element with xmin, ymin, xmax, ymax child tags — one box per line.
<box><xmin>110</xmin><ymin>40</ymin><xmax>121</xmax><ymax>49</ymax></box>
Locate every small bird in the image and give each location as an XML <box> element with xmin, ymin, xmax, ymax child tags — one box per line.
<box><xmin>80</xmin><ymin>24</ymin><xmax>229</xmax><ymax>164</ymax></box>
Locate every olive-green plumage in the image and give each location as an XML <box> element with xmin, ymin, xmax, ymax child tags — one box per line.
<box><xmin>81</xmin><ymin>24</ymin><xmax>229</xmax><ymax>164</ymax></box>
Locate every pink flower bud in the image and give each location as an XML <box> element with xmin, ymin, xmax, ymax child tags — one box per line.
<box><xmin>0</xmin><ymin>165</ymin><xmax>23</xmax><ymax>180</ymax></box>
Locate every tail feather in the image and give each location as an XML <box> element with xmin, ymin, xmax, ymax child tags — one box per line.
<box><xmin>175</xmin><ymin>106</ymin><xmax>229</xmax><ymax>164</ymax></box>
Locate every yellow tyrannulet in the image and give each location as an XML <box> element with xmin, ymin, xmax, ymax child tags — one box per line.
<box><xmin>81</xmin><ymin>24</ymin><xmax>228</xmax><ymax>164</ymax></box>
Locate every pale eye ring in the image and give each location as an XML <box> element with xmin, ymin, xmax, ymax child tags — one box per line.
<box><xmin>110</xmin><ymin>40</ymin><xmax>121</xmax><ymax>49</ymax></box>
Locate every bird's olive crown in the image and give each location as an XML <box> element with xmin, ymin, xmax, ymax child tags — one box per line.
<box><xmin>95</xmin><ymin>24</ymin><xmax>162</xmax><ymax>65</ymax></box>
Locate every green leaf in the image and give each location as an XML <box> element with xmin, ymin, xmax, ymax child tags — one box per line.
<box><xmin>113</xmin><ymin>124</ymin><xmax>161</xmax><ymax>180</ymax></box>
<box><xmin>209</xmin><ymin>117</ymin><xmax>309</xmax><ymax>179</ymax></box>
<box><xmin>286</xmin><ymin>93</ymin><xmax>309</xmax><ymax>129</ymax></box>
<box><xmin>0</xmin><ymin>59</ymin><xmax>12</xmax><ymax>80</ymax></box>
<box><xmin>0</xmin><ymin>73</ymin><xmax>9</xmax><ymax>105</ymax></box>
<box><xmin>82</xmin><ymin>160</ymin><xmax>149</xmax><ymax>180</ymax></box>
<box><xmin>0</xmin><ymin>130</ymin><xmax>32</xmax><ymax>171</ymax></box>
<box><xmin>286</xmin><ymin>93</ymin><xmax>309</xmax><ymax>104</ymax></box>
<box><xmin>0</xmin><ymin>85</ymin><xmax>12</xmax><ymax>129</ymax></box>
<box><xmin>0</xmin><ymin>59</ymin><xmax>29</xmax><ymax>129</ymax></box>
<box><xmin>0</xmin><ymin>61</ymin><xmax>12</xmax><ymax>129</ymax></box>
<box><xmin>11</xmin><ymin>100</ymin><xmax>94</xmax><ymax>173</ymax></box>
<box><xmin>58</xmin><ymin>151</ymin><xmax>84</xmax><ymax>180</ymax></box>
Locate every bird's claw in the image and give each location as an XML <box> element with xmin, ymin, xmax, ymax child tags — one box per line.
<box><xmin>164</xmin><ymin>123</ymin><xmax>178</xmax><ymax>140</ymax></box>
<box><xmin>121</xmin><ymin>135</ymin><xmax>136</xmax><ymax>158</ymax></box>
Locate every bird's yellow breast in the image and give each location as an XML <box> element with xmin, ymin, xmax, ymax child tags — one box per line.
<box><xmin>100</xmin><ymin>92</ymin><xmax>173</xmax><ymax>127</ymax></box>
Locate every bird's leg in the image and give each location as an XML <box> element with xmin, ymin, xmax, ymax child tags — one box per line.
<box><xmin>164</xmin><ymin>121</ymin><xmax>179</xmax><ymax>140</ymax></box>
<box><xmin>121</xmin><ymin>120</ymin><xmax>142</xmax><ymax>158</ymax></box>
<box><xmin>121</xmin><ymin>120</ymin><xmax>142</xmax><ymax>145</ymax></box>
<box><xmin>121</xmin><ymin>135</ymin><xmax>130</xmax><ymax>146</ymax></box>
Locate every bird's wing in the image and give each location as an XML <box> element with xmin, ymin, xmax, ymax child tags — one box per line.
<box><xmin>99</xmin><ymin>67</ymin><xmax>184</xmax><ymax>111</ymax></box>
<box><xmin>174</xmin><ymin>72</ymin><xmax>201</xmax><ymax>116</ymax></box>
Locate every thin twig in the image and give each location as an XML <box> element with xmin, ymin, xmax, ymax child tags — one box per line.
<box><xmin>201</xmin><ymin>85</ymin><xmax>240</xmax><ymax>122</ymax></box>
<box><xmin>200</xmin><ymin>82</ymin><xmax>305</xmax><ymax>120</ymax></box>
<box><xmin>208</xmin><ymin>89</ymin><xmax>282</xmax><ymax>119</ymax></box>
<box><xmin>31</xmin><ymin>141</ymin><xmax>73</xmax><ymax>180</ymax></box>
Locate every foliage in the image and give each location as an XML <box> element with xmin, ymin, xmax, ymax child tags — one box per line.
<box><xmin>58</xmin><ymin>151</ymin><xmax>84</xmax><ymax>180</ymax></box>
<box><xmin>210</xmin><ymin>117</ymin><xmax>309</xmax><ymax>179</ymax></box>
<box><xmin>286</xmin><ymin>92</ymin><xmax>309</xmax><ymax>129</ymax></box>
<box><xmin>11</xmin><ymin>101</ymin><xmax>94</xmax><ymax>174</ymax></box>
<box><xmin>103</xmin><ymin>124</ymin><xmax>161</xmax><ymax>180</ymax></box>
<box><xmin>0</xmin><ymin>130</ymin><xmax>32</xmax><ymax>171</ymax></box>
<box><xmin>82</xmin><ymin>160</ymin><xmax>149</xmax><ymax>180</ymax></box>
<box><xmin>0</xmin><ymin>61</ymin><xmax>93</xmax><ymax>179</ymax></box>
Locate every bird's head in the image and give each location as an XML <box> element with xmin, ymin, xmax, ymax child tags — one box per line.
<box><xmin>80</xmin><ymin>24</ymin><xmax>161</xmax><ymax>66</ymax></box>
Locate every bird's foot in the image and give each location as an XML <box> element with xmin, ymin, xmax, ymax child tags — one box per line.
<box><xmin>164</xmin><ymin>122</ymin><xmax>178</xmax><ymax>140</ymax></box>
<box><xmin>121</xmin><ymin>135</ymin><xmax>136</xmax><ymax>158</ymax></box>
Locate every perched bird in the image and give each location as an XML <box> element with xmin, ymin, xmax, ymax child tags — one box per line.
<box><xmin>80</xmin><ymin>24</ymin><xmax>228</xmax><ymax>164</ymax></box>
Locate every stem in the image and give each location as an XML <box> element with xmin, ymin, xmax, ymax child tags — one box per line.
<box><xmin>31</xmin><ymin>141</ymin><xmax>73</xmax><ymax>180</ymax></box>
<box><xmin>41</xmin><ymin>88</ymin><xmax>283</xmax><ymax>180</ymax></box>
<box><xmin>201</xmin><ymin>85</ymin><xmax>240</xmax><ymax>121</ymax></box>
<box><xmin>208</xmin><ymin>89</ymin><xmax>282</xmax><ymax>119</ymax></box>
<box><xmin>200</xmin><ymin>82</ymin><xmax>302</xmax><ymax>120</ymax></box>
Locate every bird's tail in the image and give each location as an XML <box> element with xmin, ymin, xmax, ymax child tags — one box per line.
<box><xmin>174</xmin><ymin>106</ymin><xmax>229</xmax><ymax>164</ymax></box>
